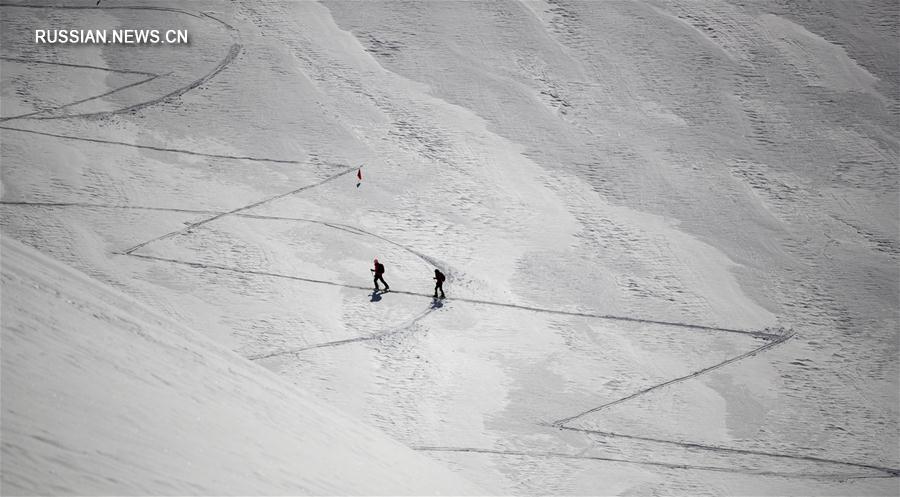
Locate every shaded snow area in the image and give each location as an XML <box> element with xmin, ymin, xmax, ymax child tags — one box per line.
<box><xmin>1</xmin><ymin>237</ymin><xmax>483</xmax><ymax>495</ymax></box>
<box><xmin>1</xmin><ymin>0</ymin><xmax>897</xmax><ymax>495</ymax></box>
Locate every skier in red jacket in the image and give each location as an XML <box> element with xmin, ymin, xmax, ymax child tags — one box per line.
<box><xmin>371</xmin><ymin>258</ymin><xmax>389</xmax><ymax>291</ymax></box>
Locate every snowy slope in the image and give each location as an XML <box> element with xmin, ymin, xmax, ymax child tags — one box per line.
<box><xmin>1</xmin><ymin>236</ymin><xmax>482</xmax><ymax>495</ymax></box>
<box><xmin>1</xmin><ymin>0</ymin><xmax>898</xmax><ymax>495</ymax></box>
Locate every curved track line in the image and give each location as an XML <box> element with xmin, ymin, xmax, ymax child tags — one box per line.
<box><xmin>31</xmin><ymin>73</ymin><xmax>161</xmax><ymax>119</ymax></box>
<box><xmin>0</xmin><ymin>201</ymin><xmax>212</xmax><ymax>214</ymax></box>
<box><xmin>317</xmin><ymin>219</ymin><xmax>446</xmax><ymax>269</ymax></box>
<box><xmin>1</xmin><ymin>74</ymin><xmax>160</xmax><ymax>122</ymax></box>
<box><xmin>200</xmin><ymin>11</ymin><xmax>236</xmax><ymax>32</ymax></box>
<box><xmin>552</xmin><ymin>332</ymin><xmax>793</xmax><ymax>426</ymax></box>
<box><xmin>0</xmin><ymin>126</ymin><xmax>303</xmax><ymax>163</ymax></box>
<box><xmin>0</xmin><ymin>4</ymin><xmax>207</xmax><ymax>18</ymax></box>
<box><xmin>63</xmin><ymin>43</ymin><xmax>242</xmax><ymax>121</ymax></box>
<box><xmin>558</xmin><ymin>426</ymin><xmax>900</xmax><ymax>478</ymax></box>
<box><xmin>0</xmin><ymin>4</ymin><xmax>239</xmax><ymax>121</ymax></box>
<box><xmin>247</xmin><ymin>307</ymin><xmax>436</xmax><ymax>361</ymax></box>
<box><xmin>449</xmin><ymin>297</ymin><xmax>774</xmax><ymax>338</ymax></box>
<box><xmin>0</xmin><ymin>56</ymin><xmax>157</xmax><ymax>76</ymax></box>
<box><xmin>411</xmin><ymin>446</ymin><xmax>885</xmax><ymax>479</ymax></box>
<box><xmin>0</xmin><ymin>57</ymin><xmax>160</xmax><ymax>121</ymax></box>
<box><xmin>120</xmin><ymin>253</ymin><xmax>432</xmax><ymax>297</ymax></box>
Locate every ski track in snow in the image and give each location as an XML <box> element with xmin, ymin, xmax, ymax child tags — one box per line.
<box><xmin>553</xmin><ymin>426</ymin><xmax>900</xmax><ymax>478</ymax></box>
<box><xmin>0</xmin><ymin>4</ymin><xmax>240</xmax><ymax>122</ymax></box>
<box><xmin>118</xmin><ymin>166</ymin><xmax>358</xmax><ymax>255</ymax></box>
<box><xmin>0</xmin><ymin>56</ymin><xmax>157</xmax><ymax>76</ymax></box>
<box><xmin>2</xmin><ymin>1</ymin><xmax>897</xmax><ymax>486</ymax></box>
<box><xmin>0</xmin><ymin>57</ymin><xmax>162</xmax><ymax>122</ymax></box>
<box><xmin>411</xmin><ymin>446</ymin><xmax>897</xmax><ymax>480</ymax></box>
<box><xmin>0</xmin><ymin>126</ymin><xmax>304</xmax><ymax>164</ymax></box>
<box><xmin>551</xmin><ymin>334</ymin><xmax>794</xmax><ymax>427</ymax></box>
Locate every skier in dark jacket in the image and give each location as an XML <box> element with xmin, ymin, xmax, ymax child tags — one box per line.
<box><xmin>371</xmin><ymin>258</ymin><xmax>389</xmax><ymax>291</ymax></box>
<box><xmin>433</xmin><ymin>269</ymin><xmax>446</xmax><ymax>299</ymax></box>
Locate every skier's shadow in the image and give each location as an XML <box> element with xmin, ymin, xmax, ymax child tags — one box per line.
<box><xmin>370</xmin><ymin>291</ymin><xmax>382</xmax><ymax>302</ymax></box>
<box><xmin>430</xmin><ymin>298</ymin><xmax>443</xmax><ymax>309</ymax></box>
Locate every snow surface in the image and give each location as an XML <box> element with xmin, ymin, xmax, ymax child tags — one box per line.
<box><xmin>1</xmin><ymin>236</ymin><xmax>484</xmax><ymax>495</ymax></box>
<box><xmin>1</xmin><ymin>0</ymin><xmax>898</xmax><ymax>495</ymax></box>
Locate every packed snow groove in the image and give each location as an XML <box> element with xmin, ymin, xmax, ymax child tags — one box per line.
<box><xmin>0</xmin><ymin>56</ymin><xmax>157</xmax><ymax>76</ymax></box>
<box><xmin>247</xmin><ymin>307</ymin><xmax>437</xmax><ymax>361</ymax></box>
<box><xmin>0</xmin><ymin>127</ymin><xmax>305</xmax><ymax>163</ymax></box>
<box><xmin>556</xmin><ymin>426</ymin><xmax>900</xmax><ymax>478</ymax></box>
<box><xmin>411</xmin><ymin>446</ymin><xmax>888</xmax><ymax>479</ymax></box>
<box><xmin>0</xmin><ymin>3</ymin><xmax>207</xmax><ymax>17</ymax></box>
<box><xmin>552</xmin><ymin>333</ymin><xmax>794</xmax><ymax>427</ymax></box>
<box><xmin>0</xmin><ymin>201</ymin><xmax>217</xmax><ymax>215</ymax></box>
<box><xmin>116</xmin><ymin>251</ymin><xmax>382</xmax><ymax>290</ymax></box>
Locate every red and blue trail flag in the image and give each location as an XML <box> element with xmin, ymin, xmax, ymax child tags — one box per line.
<box><xmin>356</xmin><ymin>167</ymin><xmax>362</xmax><ymax>188</ymax></box>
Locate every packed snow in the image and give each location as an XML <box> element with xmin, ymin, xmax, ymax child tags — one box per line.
<box><xmin>1</xmin><ymin>0</ymin><xmax>898</xmax><ymax>495</ymax></box>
